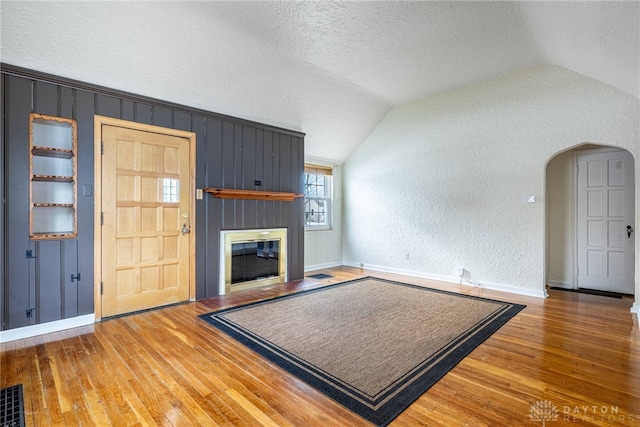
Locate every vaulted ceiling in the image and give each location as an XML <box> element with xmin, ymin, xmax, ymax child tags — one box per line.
<box><xmin>2</xmin><ymin>1</ymin><xmax>638</xmax><ymax>163</ymax></box>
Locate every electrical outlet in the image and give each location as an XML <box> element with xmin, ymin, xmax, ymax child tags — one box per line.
<box><xmin>456</xmin><ymin>267</ymin><xmax>466</xmax><ymax>277</ymax></box>
<box><xmin>404</xmin><ymin>253</ymin><xmax>410</xmax><ymax>260</ymax></box>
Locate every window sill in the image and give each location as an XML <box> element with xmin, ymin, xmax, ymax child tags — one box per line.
<box><xmin>305</xmin><ymin>226</ymin><xmax>333</xmax><ymax>232</ymax></box>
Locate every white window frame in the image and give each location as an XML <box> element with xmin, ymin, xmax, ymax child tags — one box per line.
<box><xmin>304</xmin><ymin>164</ymin><xmax>333</xmax><ymax>230</ymax></box>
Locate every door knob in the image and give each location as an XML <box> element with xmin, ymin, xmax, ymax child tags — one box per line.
<box><xmin>627</xmin><ymin>225</ymin><xmax>634</xmax><ymax>238</ymax></box>
<box><xmin>182</xmin><ymin>223</ymin><xmax>191</xmax><ymax>235</ymax></box>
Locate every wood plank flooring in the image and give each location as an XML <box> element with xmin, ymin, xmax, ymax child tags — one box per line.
<box><xmin>2</xmin><ymin>266</ymin><xmax>639</xmax><ymax>426</ymax></box>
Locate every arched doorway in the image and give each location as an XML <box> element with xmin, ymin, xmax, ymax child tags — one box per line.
<box><xmin>546</xmin><ymin>143</ymin><xmax>636</xmax><ymax>298</ymax></box>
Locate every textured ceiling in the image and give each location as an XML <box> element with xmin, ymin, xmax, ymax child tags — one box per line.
<box><xmin>1</xmin><ymin>1</ymin><xmax>638</xmax><ymax>163</ymax></box>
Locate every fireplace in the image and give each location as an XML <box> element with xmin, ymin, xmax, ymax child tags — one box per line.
<box><xmin>219</xmin><ymin>228</ymin><xmax>287</xmax><ymax>295</ymax></box>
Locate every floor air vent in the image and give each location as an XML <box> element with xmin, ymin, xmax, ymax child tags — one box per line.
<box><xmin>307</xmin><ymin>273</ymin><xmax>334</xmax><ymax>280</ymax></box>
<box><xmin>0</xmin><ymin>384</ymin><xmax>25</xmax><ymax>427</ymax></box>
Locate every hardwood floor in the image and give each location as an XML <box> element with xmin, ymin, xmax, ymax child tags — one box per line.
<box><xmin>2</xmin><ymin>266</ymin><xmax>639</xmax><ymax>426</ymax></box>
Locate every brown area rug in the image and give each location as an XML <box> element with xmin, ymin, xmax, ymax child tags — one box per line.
<box><xmin>199</xmin><ymin>277</ymin><xmax>525</xmax><ymax>426</ymax></box>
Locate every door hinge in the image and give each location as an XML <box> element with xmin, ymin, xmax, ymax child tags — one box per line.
<box><xmin>26</xmin><ymin>249</ymin><xmax>37</xmax><ymax>259</ymax></box>
<box><xmin>101</xmin><ymin>212</ymin><xmax>104</xmax><ymax>225</ymax></box>
<box><xmin>71</xmin><ymin>273</ymin><xmax>81</xmax><ymax>283</ymax></box>
<box><xmin>101</xmin><ymin>141</ymin><xmax>104</xmax><ymax>155</ymax></box>
<box><xmin>100</xmin><ymin>282</ymin><xmax>104</xmax><ymax>295</ymax></box>
<box><xmin>26</xmin><ymin>307</ymin><xmax>37</xmax><ymax>318</ymax></box>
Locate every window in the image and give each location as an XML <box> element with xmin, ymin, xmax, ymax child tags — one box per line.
<box><xmin>304</xmin><ymin>164</ymin><xmax>332</xmax><ymax>229</ymax></box>
<box><xmin>162</xmin><ymin>178</ymin><xmax>180</xmax><ymax>203</ymax></box>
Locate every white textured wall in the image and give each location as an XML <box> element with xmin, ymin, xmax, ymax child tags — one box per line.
<box><xmin>546</xmin><ymin>150</ymin><xmax>575</xmax><ymax>287</ymax></box>
<box><xmin>304</xmin><ymin>164</ymin><xmax>344</xmax><ymax>270</ymax></box>
<box><xmin>343</xmin><ymin>66</ymin><xmax>639</xmax><ymax>299</ymax></box>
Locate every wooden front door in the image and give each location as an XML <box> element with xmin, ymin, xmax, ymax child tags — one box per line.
<box><xmin>98</xmin><ymin>119</ymin><xmax>194</xmax><ymax>318</ymax></box>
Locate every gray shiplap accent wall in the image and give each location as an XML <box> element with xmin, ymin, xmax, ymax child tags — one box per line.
<box><xmin>0</xmin><ymin>74</ymin><xmax>4</xmax><ymax>328</ymax></box>
<box><xmin>1</xmin><ymin>67</ymin><xmax>305</xmax><ymax>330</ymax></box>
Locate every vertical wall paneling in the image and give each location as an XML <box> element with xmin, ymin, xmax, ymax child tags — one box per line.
<box><xmin>59</xmin><ymin>87</ymin><xmax>73</xmax><ymax>119</ymax></box>
<box><xmin>291</xmin><ymin>136</ymin><xmax>304</xmax><ymax>280</ymax></box>
<box><xmin>221</xmin><ymin>122</ymin><xmax>235</xmax><ymax>230</ymax></box>
<box><xmin>279</xmin><ymin>135</ymin><xmax>293</xmax><ymax>278</ymax></box>
<box><xmin>121</xmin><ymin>100</ymin><xmax>135</xmax><ymax>122</ymax></box>
<box><xmin>242</xmin><ymin>126</ymin><xmax>257</xmax><ymax>228</ymax></box>
<box><xmin>2</xmin><ymin>66</ymin><xmax>305</xmax><ymax>329</ymax></box>
<box><xmin>95</xmin><ymin>94</ymin><xmax>120</xmax><ymax>118</ymax></box>
<box><xmin>63</xmin><ymin>239</ymin><xmax>79</xmax><ymax>318</ymax></box>
<box><xmin>34</xmin><ymin>80</ymin><xmax>76</xmax><ymax>323</ymax></box>
<box><xmin>36</xmin><ymin>241</ymin><xmax>62</xmax><ymax>323</ymax></box>
<box><xmin>263</xmin><ymin>131</ymin><xmax>275</xmax><ymax>228</ymax></box>
<box><xmin>272</xmin><ymin>133</ymin><xmax>281</xmax><ymax>226</ymax></box>
<box><xmin>27</xmin><ymin>241</ymin><xmax>36</xmax><ymax>326</ymax></box>
<box><xmin>272</xmin><ymin>133</ymin><xmax>281</xmax><ymax>191</ymax></box>
<box><xmin>33</xmin><ymin>81</ymin><xmax>63</xmax><ymax>322</ymax></box>
<box><xmin>206</xmin><ymin>118</ymin><xmax>223</xmax><ymax>188</ymax></box>
<box><xmin>233</xmin><ymin>124</ymin><xmax>243</xmax><ymax>228</ymax></box>
<box><xmin>135</xmin><ymin>102</ymin><xmax>153</xmax><ymax>124</ymax></box>
<box><xmin>0</xmin><ymin>75</ymin><xmax>5</xmax><ymax>328</ymax></box>
<box><xmin>152</xmin><ymin>106</ymin><xmax>173</xmax><ymax>128</ymax></box>
<box><xmin>193</xmin><ymin>115</ymin><xmax>208</xmax><ymax>299</ymax></box>
<box><xmin>279</xmin><ymin>135</ymin><xmax>292</xmax><ymax>191</ymax></box>
<box><xmin>203</xmin><ymin>117</ymin><xmax>220</xmax><ymax>298</ymax></box>
<box><xmin>173</xmin><ymin>111</ymin><xmax>192</xmax><ymax>133</ymax></box>
<box><xmin>5</xmin><ymin>76</ymin><xmax>34</xmax><ymax>329</ymax></box>
<box><xmin>34</xmin><ymin>81</ymin><xmax>58</xmax><ymax>116</ymax></box>
<box><xmin>255</xmin><ymin>129</ymin><xmax>265</xmax><ymax>228</ymax></box>
<box><xmin>75</xmin><ymin>89</ymin><xmax>95</xmax><ymax>315</ymax></box>
<box><xmin>280</xmin><ymin>134</ymin><xmax>292</xmax><ymax>232</ymax></box>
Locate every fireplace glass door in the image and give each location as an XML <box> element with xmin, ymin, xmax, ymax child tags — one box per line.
<box><xmin>231</xmin><ymin>240</ymin><xmax>280</xmax><ymax>285</ymax></box>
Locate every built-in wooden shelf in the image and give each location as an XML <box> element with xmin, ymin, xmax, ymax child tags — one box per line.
<box><xmin>31</xmin><ymin>146</ymin><xmax>74</xmax><ymax>159</ymax></box>
<box><xmin>204</xmin><ymin>188</ymin><xmax>303</xmax><ymax>202</ymax></box>
<box><xmin>32</xmin><ymin>175</ymin><xmax>74</xmax><ymax>182</ymax></box>
<box><xmin>33</xmin><ymin>203</ymin><xmax>74</xmax><ymax>207</ymax></box>
<box><xmin>29</xmin><ymin>113</ymin><xmax>78</xmax><ymax>240</ymax></box>
<box><xmin>32</xmin><ymin>232</ymin><xmax>75</xmax><ymax>237</ymax></box>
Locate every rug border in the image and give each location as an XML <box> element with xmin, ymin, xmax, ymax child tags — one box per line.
<box><xmin>199</xmin><ymin>276</ymin><xmax>526</xmax><ymax>426</ymax></box>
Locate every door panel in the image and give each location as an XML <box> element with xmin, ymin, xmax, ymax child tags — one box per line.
<box><xmin>577</xmin><ymin>150</ymin><xmax>635</xmax><ymax>293</ymax></box>
<box><xmin>102</xmin><ymin>125</ymin><xmax>191</xmax><ymax>317</ymax></box>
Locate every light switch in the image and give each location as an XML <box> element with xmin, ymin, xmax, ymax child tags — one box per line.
<box><xmin>526</xmin><ymin>195</ymin><xmax>536</xmax><ymax>203</ymax></box>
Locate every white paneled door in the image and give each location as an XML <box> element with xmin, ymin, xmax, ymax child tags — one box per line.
<box><xmin>577</xmin><ymin>150</ymin><xmax>635</xmax><ymax>294</ymax></box>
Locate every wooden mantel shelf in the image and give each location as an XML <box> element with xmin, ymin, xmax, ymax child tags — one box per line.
<box><xmin>203</xmin><ymin>188</ymin><xmax>303</xmax><ymax>202</ymax></box>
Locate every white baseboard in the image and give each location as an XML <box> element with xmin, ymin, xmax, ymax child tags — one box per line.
<box><xmin>343</xmin><ymin>261</ymin><xmax>547</xmax><ymax>299</ymax></box>
<box><xmin>304</xmin><ymin>261</ymin><xmax>344</xmax><ymax>272</ymax></box>
<box><xmin>0</xmin><ymin>314</ymin><xmax>95</xmax><ymax>343</ymax></box>
<box><xmin>632</xmin><ymin>302</ymin><xmax>639</xmax><ymax>327</ymax></box>
<box><xmin>548</xmin><ymin>280</ymin><xmax>575</xmax><ymax>289</ymax></box>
